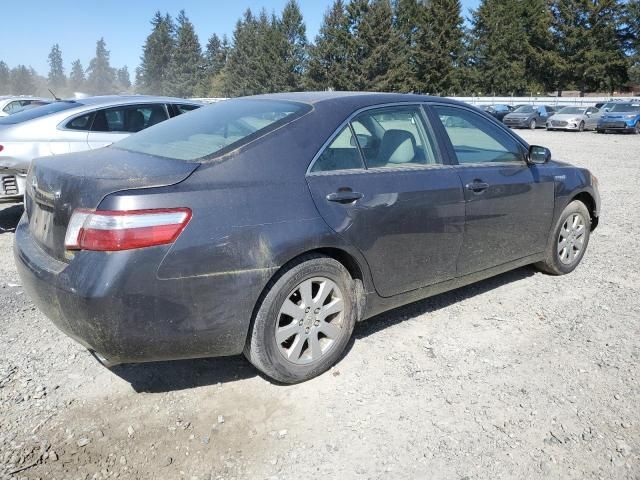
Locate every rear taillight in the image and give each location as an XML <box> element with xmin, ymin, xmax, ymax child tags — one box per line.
<box><xmin>0</xmin><ymin>145</ymin><xmax>4</xmax><ymax>153</ymax></box>
<box><xmin>64</xmin><ymin>208</ymin><xmax>191</xmax><ymax>251</ymax></box>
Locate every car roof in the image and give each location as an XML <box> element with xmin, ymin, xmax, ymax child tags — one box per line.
<box><xmin>249</xmin><ymin>91</ymin><xmax>464</xmax><ymax>109</ymax></box>
<box><xmin>74</xmin><ymin>95</ymin><xmax>203</xmax><ymax>107</ymax></box>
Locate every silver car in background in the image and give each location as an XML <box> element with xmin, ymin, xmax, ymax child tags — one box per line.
<box><xmin>0</xmin><ymin>96</ymin><xmax>51</xmax><ymax>117</ymax></box>
<box><xmin>546</xmin><ymin>106</ymin><xmax>600</xmax><ymax>132</ymax></box>
<box><xmin>0</xmin><ymin>95</ymin><xmax>202</xmax><ymax>199</ymax></box>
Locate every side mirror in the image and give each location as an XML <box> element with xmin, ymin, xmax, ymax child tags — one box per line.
<box><xmin>528</xmin><ymin>145</ymin><xmax>551</xmax><ymax>165</ymax></box>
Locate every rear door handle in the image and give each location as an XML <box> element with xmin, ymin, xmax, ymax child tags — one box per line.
<box><xmin>326</xmin><ymin>191</ymin><xmax>364</xmax><ymax>204</ymax></box>
<box><xmin>465</xmin><ymin>182</ymin><xmax>490</xmax><ymax>192</ymax></box>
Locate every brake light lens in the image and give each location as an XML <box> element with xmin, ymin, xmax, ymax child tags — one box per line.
<box><xmin>65</xmin><ymin>208</ymin><xmax>191</xmax><ymax>251</ymax></box>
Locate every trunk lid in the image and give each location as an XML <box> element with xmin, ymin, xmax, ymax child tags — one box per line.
<box><xmin>25</xmin><ymin>147</ymin><xmax>198</xmax><ymax>261</ymax></box>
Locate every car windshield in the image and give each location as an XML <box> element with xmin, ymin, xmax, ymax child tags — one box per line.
<box><xmin>513</xmin><ymin>105</ymin><xmax>534</xmax><ymax>113</ymax></box>
<box><xmin>609</xmin><ymin>104</ymin><xmax>640</xmax><ymax>113</ymax></box>
<box><xmin>0</xmin><ymin>101</ymin><xmax>80</xmax><ymax>125</ymax></box>
<box><xmin>115</xmin><ymin>99</ymin><xmax>309</xmax><ymax>162</ymax></box>
<box><xmin>557</xmin><ymin>107</ymin><xmax>584</xmax><ymax>115</ymax></box>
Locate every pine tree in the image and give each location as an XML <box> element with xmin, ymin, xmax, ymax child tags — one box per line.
<box><xmin>47</xmin><ymin>44</ymin><xmax>66</xmax><ymax>90</ymax></box>
<box><xmin>117</xmin><ymin>66</ymin><xmax>132</xmax><ymax>91</ymax></box>
<box><xmin>414</xmin><ymin>0</ymin><xmax>465</xmax><ymax>95</ymax></box>
<box><xmin>138</xmin><ymin>12</ymin><xmax>175</xmax><ymax>95</ymax></box>
<box><xmin>69</xmin><ymin>59</ymin><xmax>86</xmax><ymax>92</ymax></box>
<box><xmin>627</xmin><ymin>0</ymin><xmax>640</xmax><ymax>84</ymax></box>
<box><xmin>469</xmin><ymin>0</ymin><xmax>530</xmax><ymax>95</ymax></box>
<box><xmin>166</xmin><ymin>10</ymin><xmax>204</xmax><ymax>98</ymax></box>
<box><xmin>0</xmin><ymin>61</ymin><xmax>9</xmax><ymax>93</ymax></box>
<box><xmin>305</xmin><ymin>0</ymin><xmax>354</xmax><ymax>90</ymax></box>
<box><xmin>392</xmin><ymin>0</ymin><xmax>421</xmax><ymax>91</ymax></box>
<box><xmin>552</xmin><ymin>0</ymin><xmax>629</xmax><ymax>94</ymax></box>
<box><xmin>357</xmin><ymin>0</ymin><xmax>406</xmax><ymax>91</ymax></box>
<box><xmin>198</xmin><ymin>33</ymin><xmax>229</xmax><ymax>97</ymax></box>
<box><xmin>86</xmin><ymin>38</ymin><xmax>116</xmax><ymax>94</ymax></box>
<box><xmin>10</xmin><ymin>65</ymin><xmax>36</xmax><ymax>95</ymax></box>
<box><xmin>222</xmin><ymin>9</ymin><xmax>289</xmax><ymax>96</ymax></box>
<box><xmin>280</xmin><ymin>0</ymin><xmax>308</xmax><ymax>91</ymax></box>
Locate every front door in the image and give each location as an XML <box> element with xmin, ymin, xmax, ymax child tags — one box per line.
<box><xmin>430</xmin><ymin>104</ymin><xmax>555</xmax><ymax>276</ymax></box>
<box><xmin>306</xmin><ymin>105</ymin><xmax>465</xmax><ymax>298</ymax></box>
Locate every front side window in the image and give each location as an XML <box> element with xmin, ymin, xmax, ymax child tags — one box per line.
<box><xmin>433</xmin><ymin>105</ymin><xmax>524</xmax><ymax>164</ymax></box>
<box><xmin>311</xmin><ymin>126</ymin><xmax>365</xmax><ymax>172</ymax></box>
<box><xmin>351</xmin><ymin>106</ymin><xmax>439</xmax><ymax>168</ymax></box>
<box><xmin>115</xmin><ymin>99</ymin><xmax>308</xmax><ymax>162</ymax></box>
<box><xmin>91</xmin><ymin>104</ymin><xmax>169</xmax><ymax>133</ymax></box>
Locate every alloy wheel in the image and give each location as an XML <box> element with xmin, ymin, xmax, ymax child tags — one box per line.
<box><xmin>557</xmin><ymin>213</ymin><xmax>586</xmax><ymax>265</ymax></box>
<box><xmin>275</xmin><ymin>277</ymin><xmax>345</xmax><ymax>365</ymax></box>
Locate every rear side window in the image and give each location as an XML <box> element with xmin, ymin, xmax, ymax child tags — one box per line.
<box><xmin>115</xmin><ymin>99</ymin><xmax>309</xmax><ymax>162</ymax></box>
<box><xmin>66</xmin><ymin>113</ymin><xmax>94</xmax><ymax>131</ymax></box>
<box><xmin>311</xmin><ymin>126</ymin><xmax>365</xmax><ymax>172</ymax></box>
<box><xmin>173</xmin><ymin>104</ymin><xmax>201</xmax><ymax>116</ymax></box>
<box><xmin>352</xmin><ymin>107</ymin><xmax>439</xmax><ymax>168</ymax></box>
<box><xmin>434</xmin><ymin>105</ymin><xmax>524</xmax><ymax>164</ymax></box>
<box><xmin>91</xmin><ymin>104</ymin><xmax>169</xmax><ymax>133</ymax></box>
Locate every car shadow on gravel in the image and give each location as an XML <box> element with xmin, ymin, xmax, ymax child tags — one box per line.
<box><xmin>353</xmin><ymin>265</ymin><xmax>536</xmax><ymax>341</ymax></box>
<box><xmin>0</xmin><ymin>203</ymin><xmax>23</xmax><ymax>234</ymax></box>
<box><xmin>113</xmin><ymin>266</ymin><xmax>536</xmax><ymax>393</ymax></box>
<box><xmin>111</xmin><ymin>355</ymin><xmax>258</xmax><ymax>393</ymax></box>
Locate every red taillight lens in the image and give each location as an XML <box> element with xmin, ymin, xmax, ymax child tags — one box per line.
<box><xmin>0</xmin><ymin>145</ymin><xmax>4</xmax><ymax>153</ymax></box>
<box><xmin>65</xmin><ymin>208</ymin><xmax>191</xmax><ymax>251</ymax></box>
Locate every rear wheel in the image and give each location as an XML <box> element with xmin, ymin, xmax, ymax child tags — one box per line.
<box><xmin>529</xmin><ymin>119</ymin><xmax>537</xmax><ymax>130</ymax></box>
<box><xmin>244</xmin><ymin>255</ymin><xmax>358</xmax><ymax>383</ymax></box>
<box><xmin>535</xmin><ymin>200</ymin><xmax>591</xmax><ymax>275</ymax></box>
<box><xmin>597</xmin><ymin>129</ymin><xmax>605</xmax><ymax>134</ymax></box>
<box><xmin>635</xmin><ymin>121</ymin><xmax>640</xmax><ymax>134</ymax></box>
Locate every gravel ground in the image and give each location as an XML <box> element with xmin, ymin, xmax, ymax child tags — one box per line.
<box><xmin>1</xmin><ymin>129</ymin><xmax>639</xmax><ymax>480</ymax></box>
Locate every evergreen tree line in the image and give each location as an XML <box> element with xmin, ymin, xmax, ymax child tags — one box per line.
<box><xmin>0</xmin><ymin>38</ymin><xmax>131</xmax><ymax>97</ymax></box>
<box><xmin>1</xmin><ymin>0</ymin><xmax>639</xmax><ymax>98</ymax></box>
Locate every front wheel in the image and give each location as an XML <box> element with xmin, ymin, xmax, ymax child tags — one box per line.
<box><xmin>635</xmin><ymin>121</ymin><xmax>640</xmax><ymax>134</ymax></box>
<box><xmin>578</xmin><ymin>121</ymin><xmax>585</xmax><ymax>132</ymax></box>
<box><xmin>244</xmin><ymin>255</ymin><xmax>358</xmax><ymax>383</ymax></box>
<box><xmin>535</xmin><ymin>200</ymin><xmax>591</xmax><ymax>275</ymax></box>
<box><xmin>529</xmin><ymin>119</ymin><xmax>537</xmax><ymax>130</ymax></box>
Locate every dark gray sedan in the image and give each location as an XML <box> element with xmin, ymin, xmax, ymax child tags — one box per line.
<box><xmin>14</xmin><ymin>93</ymin><xmax>600</xmax><ymax>383</ymax></box>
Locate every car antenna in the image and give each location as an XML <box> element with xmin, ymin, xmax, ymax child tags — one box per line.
<box><xmin>48</xmin><ymin>88</ymin><xmax>61</xmax><ymax>101</ymax></box>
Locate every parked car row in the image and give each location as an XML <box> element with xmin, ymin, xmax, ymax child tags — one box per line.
<box><xmin>0</xmin><ymin>95</ymin><xmax>203</xmax><ymax>199</ymax></box>
<box><xmin>479</xmin><ymin>101</ymin><xmax>640</xmax><ymax>134</ymax></box>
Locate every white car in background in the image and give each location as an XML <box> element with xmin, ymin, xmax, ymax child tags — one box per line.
<box><xmin>0</xmin><ymin>96</ymin><xmax>51</xmax><ymax>117</ymax></box>
<box><xmin>0</xmin><ymin>95</ymin><xmax>202</xmax><ymax>199</ymax></box>
<box><xmin>546</xmin><ymin>106</ymin><xmax>600</xmax><ymax>131</ymax></box>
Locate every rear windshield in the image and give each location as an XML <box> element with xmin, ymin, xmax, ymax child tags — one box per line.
<box><xmin>0</xmin><ymin>101</ymin><xmax>80</xmax><ymax>125</ymax></box>
<box><xmin>513</xmin><ymin>105</ymin><xmax>534</xmax><ymax>113</ymax></box>
<box><xmin>557</xmin><ymin>107</ymin><xmax>584</xmax><ymax>115</ymax></box>
<box><xmin>609</xmin><ymin>104</ymin><xmax>640</xmax><ymax>112</ymax></box>
<box><xmin>115</xmin><ymin>99</ymin><xmax>309</xmax><ymax>162</ymax></box>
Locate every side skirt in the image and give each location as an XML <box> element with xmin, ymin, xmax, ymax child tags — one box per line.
<box><xmin>361</xmin><ymin>253</ymin><xmax>543</xmax><ymax>320</ymax></box>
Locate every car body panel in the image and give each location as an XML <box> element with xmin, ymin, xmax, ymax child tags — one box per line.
<box><xmin>14</xmin><ymin>92</ymin><xmax>601</xmax><ymax>366</ymax></box>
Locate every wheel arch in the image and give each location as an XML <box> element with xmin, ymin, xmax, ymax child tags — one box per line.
<box><xmin>570</xmin><ymin>191</ymin><xmax>598</xmax><ymax>230</ymax></box>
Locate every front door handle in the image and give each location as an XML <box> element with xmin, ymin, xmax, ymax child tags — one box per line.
<box><xmin>326</xmin><ymin>191</ymin><xmax>364</xmax><ymax>204</ymax></box>
<box><xmin>465</xmin><ymin>182</ymin><xmax>490</xmax><ymax>192</ymax></box>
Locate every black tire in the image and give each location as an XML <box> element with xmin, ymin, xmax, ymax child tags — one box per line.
<box><xmin>635</xmin><ymin>121</ymin><xmax>640</xmax><ymax>134</ymax></box>
<box><xmin>244</xmin><ymin>255</ymin><xmax>359</xmax><ymax>383</ymax></box>
<box><xmin>535</xmin><ymin>200</ymin><xmax>591</xmax><ymax>275</ymax></box>
<box><xmin>597</xmin><ymin>129</ymin><xmax>605</xmax><ymax>134</ymax></box>
<box><xmin>578</xmin><ymin>121</ymin><xmax>585</xmax><ymax>132</ymax></box>
<box><xmin>529</xmin><ymin>119</ymin><xmax>537</xmax><ymax>130</ymax></box>
<box><xmin>546</xmin><ymin>127</ymin><xmax>554</xmax><ymax>131</ymax></box>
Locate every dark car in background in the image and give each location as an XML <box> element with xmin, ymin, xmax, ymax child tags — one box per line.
<box><xmin>503</xmin><ymin>104</ymin><xmax>556</xmax><ymax>129</ymax></box>
<box><xmin>481</xmin><ymin>104</ymin><xmax>513</xmax><ymax>122</ymax></box>
<box><xmin>14</xmin><ymin>93</ymin><xmax>600</xmax><ymax>384</ymax></box>
<box><xmin>596</xmin><ymin>103</ymin><xmax>640</xmax><ymax>134</ymax></box>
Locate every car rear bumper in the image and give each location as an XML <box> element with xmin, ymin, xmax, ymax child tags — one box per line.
<box><xmin>14</xmin><ymin>215</ymin><xmax>264</xmax><ymax>365</ymax></box>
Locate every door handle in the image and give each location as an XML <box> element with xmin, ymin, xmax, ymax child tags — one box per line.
<box><xmin>326</xmin><ymin>191</ymin><xmax>364</xmax><ymax>204</ymax></box>
<box><xmin>465</xmin><ymin>182</ymin><xmax>490</xmax><ymax>192</ymax></box>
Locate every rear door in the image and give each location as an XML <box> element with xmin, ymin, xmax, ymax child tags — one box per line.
<box><xmin>306</xmin><ymin>104</ymin><xmax>465</xmax><ymax>298</ymax></box>
<box><xmin>430</xmin><ymin>104</ymin><xmax>554</xmax><ymax>276</ymax></box>
<box><xmin>87</xmin><ymin>103</ymin><xmax>169</xmax><ymax>149</ymax></box>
